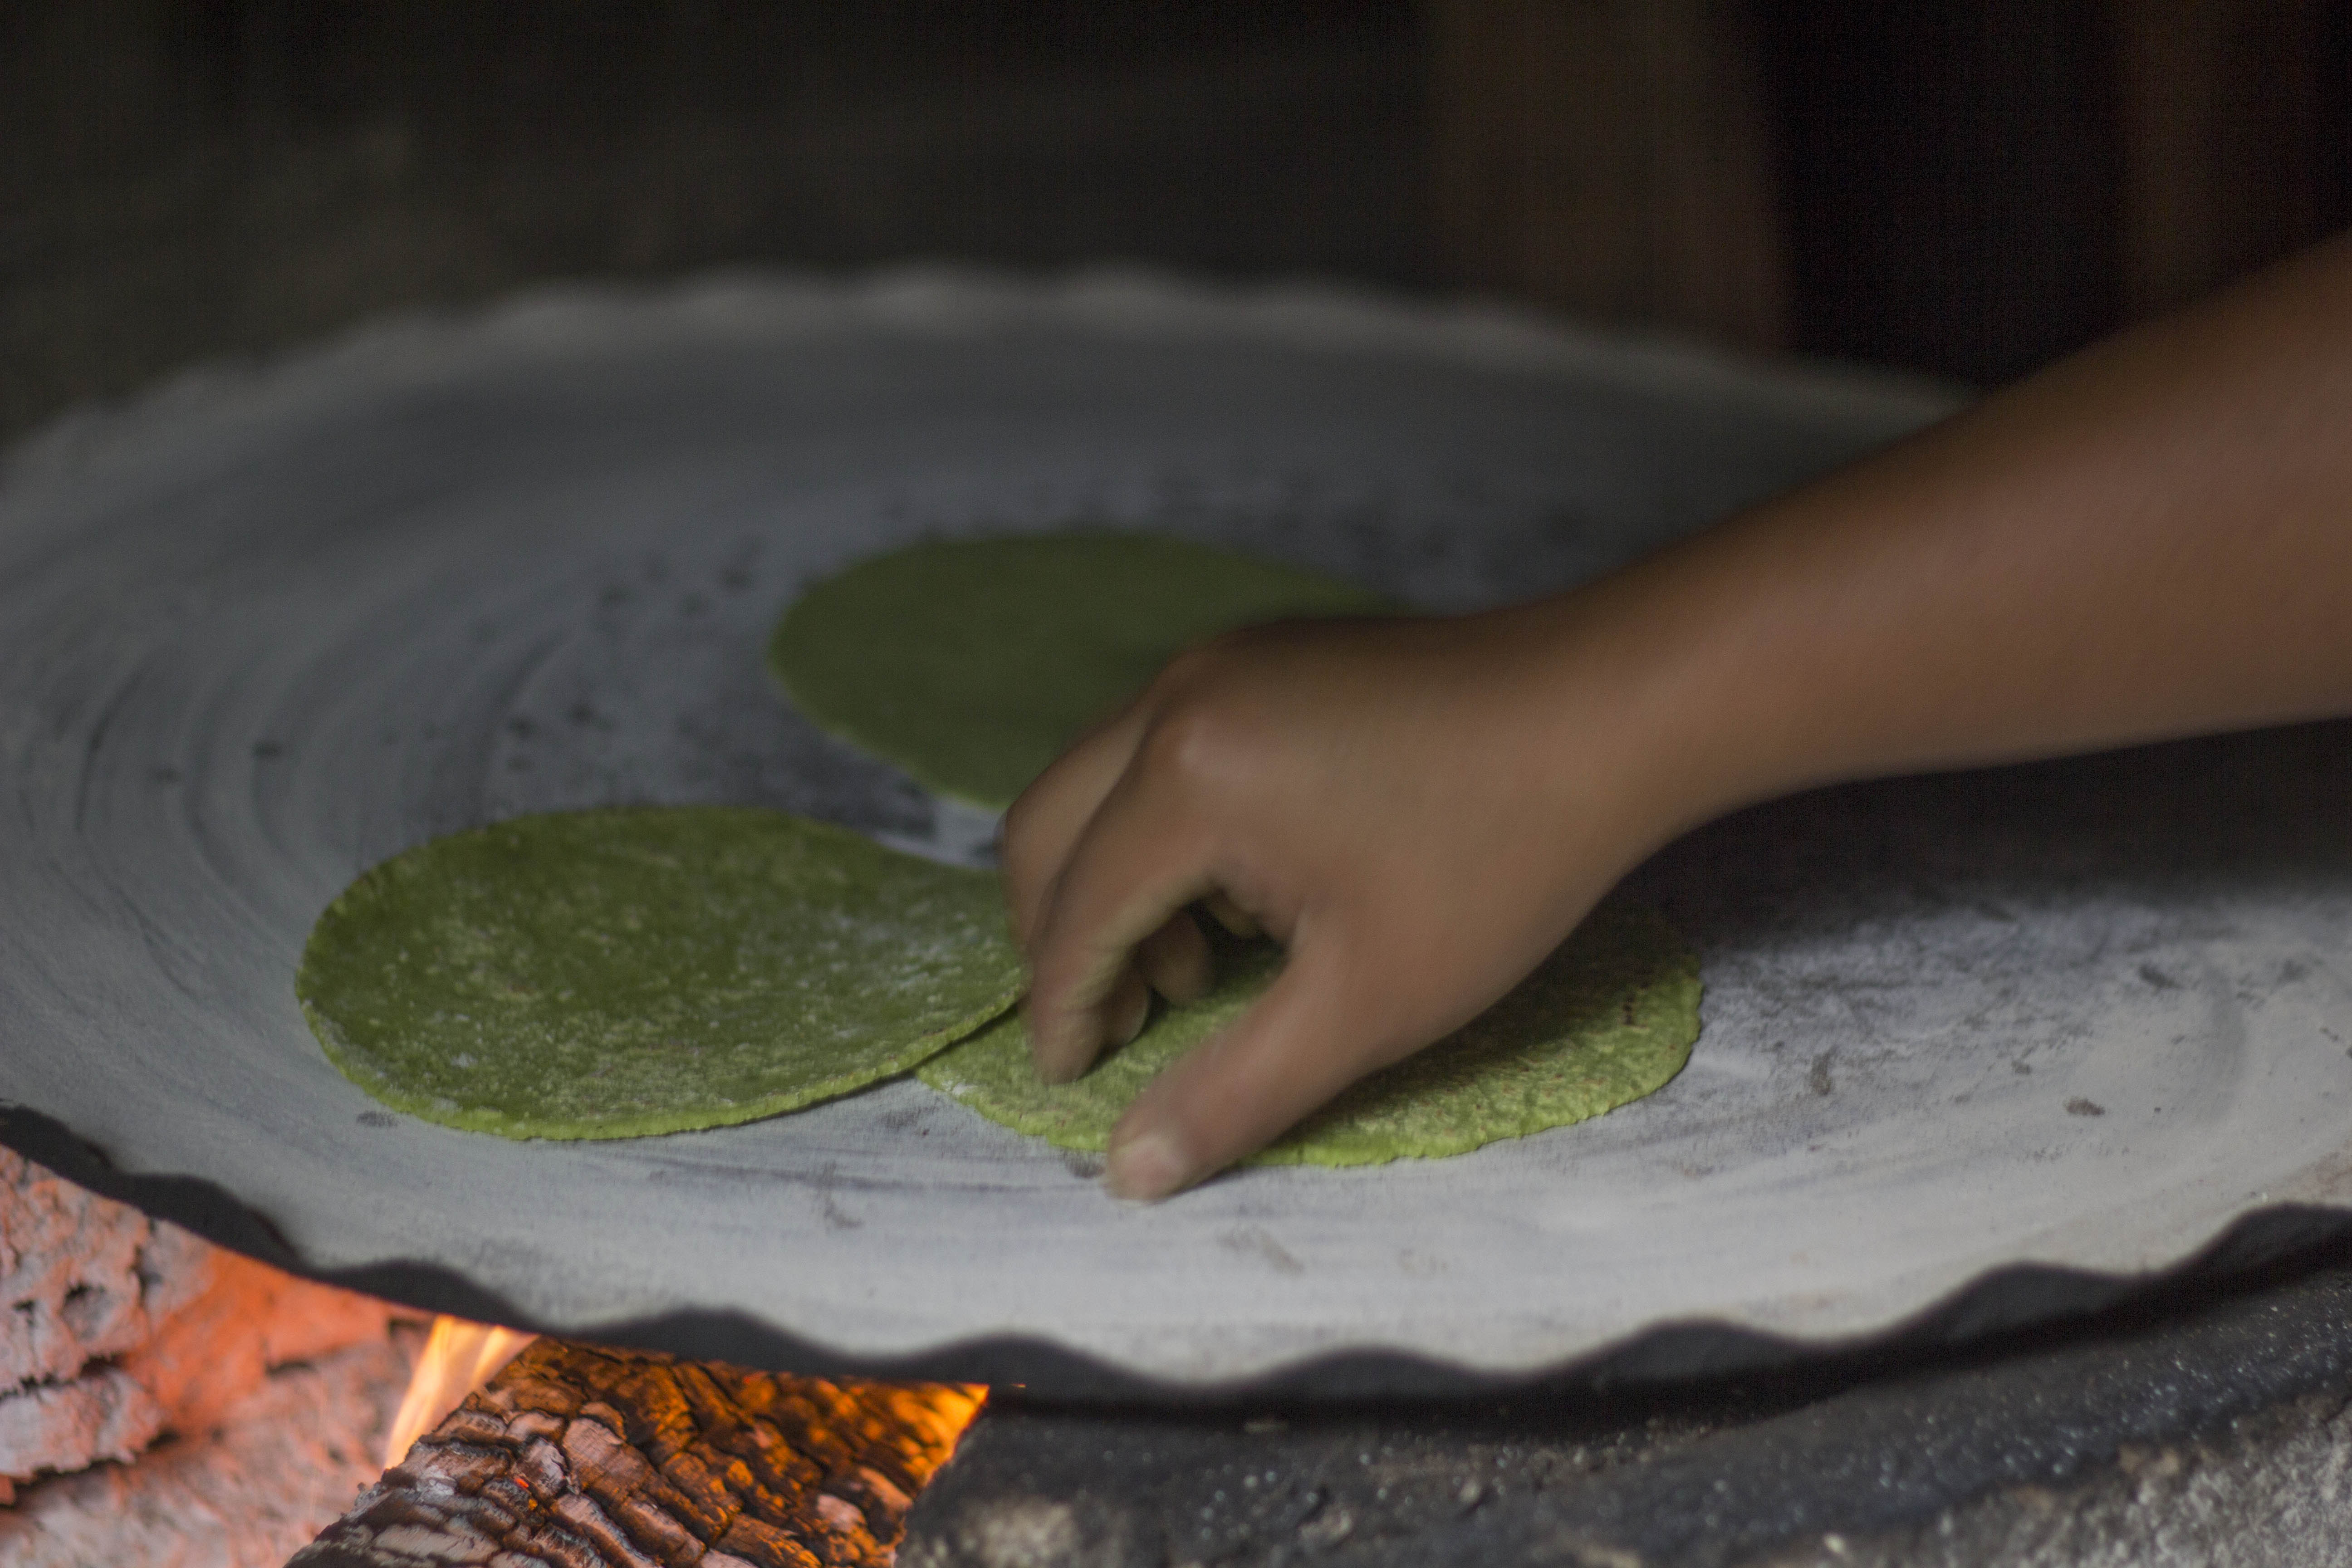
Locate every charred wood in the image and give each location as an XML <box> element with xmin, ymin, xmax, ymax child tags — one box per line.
<box><xmin>293</xmin><ymin>1339</ymin><xmax>981</xmax><ymax>1568</ymax></box>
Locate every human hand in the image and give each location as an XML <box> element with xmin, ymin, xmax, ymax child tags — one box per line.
<box><xmin>1005</xmin><ymin>236</ymin><xmax>2352</xmax><ymax>1202</ymax></box>
<box><xmin>999</xmin><ymin>603</ymin><xmax>1704</xmax><ymax>1200</ymax></box>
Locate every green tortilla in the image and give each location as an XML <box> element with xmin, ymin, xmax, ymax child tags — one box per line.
<box><xmin>918</xmin><ymin>902</ymin><xmax>1700</xmax><ymax>1166</ymax></box>
<box><xmin>768</xmin><ymin>532</ymin><xmax>1391</xmax><ymax>810</ymax></box>
<box><xmin>298</xmin><ymin>807</ymin><xmax>1022</xmax><ymax>1139</ymax></box>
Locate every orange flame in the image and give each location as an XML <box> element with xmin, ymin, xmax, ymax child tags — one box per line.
<box><xmin>381</xmin><ymin>1316</ymin><xmax>539</xmax><ymax>1468</ymax></box>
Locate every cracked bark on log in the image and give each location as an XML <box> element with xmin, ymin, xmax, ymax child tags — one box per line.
<box><xmin>291</xmin><ymin>1339</ymin><xmax>982</xmax><ymax>1568</ymax></box>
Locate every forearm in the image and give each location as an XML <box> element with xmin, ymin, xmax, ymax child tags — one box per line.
<box><xmin>1560</xmin><ymin>232</ymin><xmax>2352</xmax><ymax>833</ymax></box>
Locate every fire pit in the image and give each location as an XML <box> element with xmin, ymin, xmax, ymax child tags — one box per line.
<box><xmin>306</xmin><ymin>1249</ymin><xmax>2352</xmax><ymax>1566</ymax></box>
<box><xmin>10</xmin><ymin>1142</ymin><xmax>2351</xmax><ymax>1564</ymax></box>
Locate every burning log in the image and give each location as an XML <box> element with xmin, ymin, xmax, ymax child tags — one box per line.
<box><xmin>293</xmin><ymin>1338</ymin><xmax>983</xmax><ymax>1568</ymax></box>
<box><xmin>382</xmin><ymin>1318</ymin><xmax>540</xmax><ymax>1469</ymax></box>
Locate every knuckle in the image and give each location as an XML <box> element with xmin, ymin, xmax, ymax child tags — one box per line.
<box><xmin>1136</xmin><ymin>701</ymin><xmax>1245</xmax><ymax>791</ymax></box>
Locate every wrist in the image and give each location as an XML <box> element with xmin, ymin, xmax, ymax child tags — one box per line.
<box><xmin>1512</xmin><ymin>539</ymin><xmax>1818</xmax><ymax>857</ymax></box>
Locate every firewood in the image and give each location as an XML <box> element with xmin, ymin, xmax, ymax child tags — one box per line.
<box><xmin>292</xmin><ymin>1339</ymin><xmax>982</xmax><ymax>1568</ymax></box>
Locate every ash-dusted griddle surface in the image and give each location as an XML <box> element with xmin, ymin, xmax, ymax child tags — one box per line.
<box><xmin>3</xmin><ymin>272</ymin><xmax>2347</xmax><ymax>1396</ymax></box>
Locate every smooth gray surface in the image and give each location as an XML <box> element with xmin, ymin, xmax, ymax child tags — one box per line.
<box><xmin>1</xmin><ymin>271</ymin><xmax>2347</xmax><ymax>1392</ymax></box>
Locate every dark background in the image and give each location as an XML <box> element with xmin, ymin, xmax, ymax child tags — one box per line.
<box><xmin>5</xmin><ymin>1</ymin><xmax>2347</xmax><ymax>441</ymax></box>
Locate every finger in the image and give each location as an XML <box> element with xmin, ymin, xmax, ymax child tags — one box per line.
<box><xmin>1105</xmin><ymin>968</ymin><xmax>1153</xmax><ymax>1048</ymax></box>
<box><xmin>1136</xmin><ymin>911</ymin><xmax>1213</xmax><ymax>1004</ymax></box>
<box><xmin>1022</xmin><ymin>961</ymin><xmax>1154</xmax><ymax>1083</ymax></box>
<box><xmin>1025</xmin><ymin>770</ymin><xmax>1219</xmax><ymax>1083</ymax></box>
<box><xmin>999</xmin><ymin>706</ymin><xmax>1148</xmax><ymax>947</ymax></box>
<box><xmin>1104</xmin><ymin>943</ymin><xmax>1392</xmax><ymax>1200</ymax></box>
<box><xmin>1203</xmin><ymin>892</ymin><xmax>1262</xmax><ymax>939</ymax></box>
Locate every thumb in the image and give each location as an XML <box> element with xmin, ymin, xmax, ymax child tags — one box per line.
<box><xmin>1103</xmin><ymin>941</ymin><xmax>1396</xmax><ymax>1200</ymax></box>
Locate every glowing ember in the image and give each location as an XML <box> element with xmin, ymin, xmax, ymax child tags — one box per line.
<box><xmin>381</xmin><ymin>1315</ymin><xmax>539</xmax><ymax>1467</ymax></box>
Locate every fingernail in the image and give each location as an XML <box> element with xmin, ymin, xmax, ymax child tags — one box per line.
<box><xmin>1106</xmin><ymin>1129</ymin><xmax>1191</xmax><ymax>1201</ymax></box>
